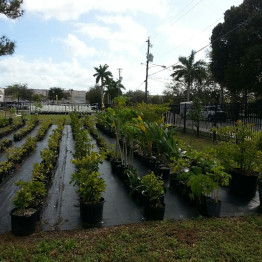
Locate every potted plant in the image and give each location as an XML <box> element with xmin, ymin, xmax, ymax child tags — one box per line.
<box><xmin>71</xmin><ymin>170</ymin><xmax>106</xmax><ymax>224</ymax></box>
<box><xmin>10</xmin><ymin>181</ymin><xmax>38</xmax><ymax>236</ymax></box>
<box><xmin>140</xmin><ymin>172</ymin><xmax>166</xmax><ymax>220</ymax></box>
<box><xmin>214</xmin><ymin>121</ymin><xmax>261</xmax><ymax>197</ymax></box>
<box><xmin>186</xmin><ymin>153</ymin><xmax>231</xmax><ymax>217</ymax></box>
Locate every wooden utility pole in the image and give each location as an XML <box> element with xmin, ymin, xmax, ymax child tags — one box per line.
<box><xmin>117</xmin><ymin>68</ymin><xmax>122</xmax><ymax>96</ymax></box>
<box><xmin>145</xmin><ymin>37</ymin><xmax>151</xmax><ymax>103</ymax></box>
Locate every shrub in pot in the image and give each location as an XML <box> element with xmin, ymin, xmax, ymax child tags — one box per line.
<box><xmin>214</xmin><ymin>121</ymin><xmax>262</xmax><ymax>197</ymax></box>
<box><xmin>140</xmin><ymin>172</ymin><xmax>166</xmax><ymax>220</ymax></box>
<box><xmin>187</xmin><ymin>156</ymin><xmax>231</xmax><ymax>217</ymax></box>
<box><xmin>10</xmin><ymin>181</ymin><xmax>38</xmax><ymax>236</ymax></box>
<box><xmin>71</xmin><ymin>170</ymin><xmax>106</xmax><ymax>224</ymax></box>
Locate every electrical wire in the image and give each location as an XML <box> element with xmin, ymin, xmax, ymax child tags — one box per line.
<box><xmin>151</xmin><ymin>0</ymin><xmax>205</xmax><ymax>40</ymax></box>
<box><xmin>148</xmin><ymin>9</ymin><xmax>261</xmax><ymax>77</ymax></box>
<box><xmin>156</xmin><ymin>16</ymin><xmax>223</xmax><ymax>60</ymax></box>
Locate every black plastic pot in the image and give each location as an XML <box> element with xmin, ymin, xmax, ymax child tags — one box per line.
<box><xmin>10</xmin><ymin>208</ymin><xmax>38</xmax><ymax>236</ymax></box>
<box><xmin>206</xmin><ymin>198</ymin><xmax>221</xmax><ymax>217</ymax></box>
<box><xmin>80</xmin><ymin>197</ymin><xmax>105</xmax><ymax>224</ymax></box>
<box><xmin>111</xmin><ymin>159</ymin><xmax>122</xmax><ymax>172</ymax></box>
<box><xmin>229</xmin><ymin>170</ymin><xmax>258</xmax><ymax>197</ymax></box>
<box><xmin>144</xmin><ymin>203</ymin><xmax>165</xmax><ymax>220</ymax></box>
<box><xmin>157</xmin><ymin>166</ymin><xmax>170</xmax><ymax>181</ymax></box>
<box><xmin>258</xmin><ymin>183</ymin><xmax>262</xmax><ymax>206</ymax></box>
<box><xmin>169</xmin><ymin>173</ymin><xmax>180</xmax><ymax>189</ymax></box>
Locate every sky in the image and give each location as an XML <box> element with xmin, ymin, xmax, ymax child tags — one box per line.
<box><xmin>0</xmin><ymin>0</ymin><xmax>244</xmax><ymax>95</ymax></box>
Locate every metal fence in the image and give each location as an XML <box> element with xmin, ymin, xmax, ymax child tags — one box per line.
<box><xmin>166</xmin><ymin>102</ymin><xmax>262</xmax><ymax>140</ymax></box>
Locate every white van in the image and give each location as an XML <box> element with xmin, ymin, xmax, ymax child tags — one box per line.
<box><xmin>180</xmin><ymin>102</ymin><xmax>193</xmax><ymax>117</ymax></box>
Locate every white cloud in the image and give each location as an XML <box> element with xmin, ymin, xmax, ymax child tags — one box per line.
<box><xmin>62</xmin><ymin>34</ymin><xmax>98</xmax><ymax>58</ymax></box>
<box><xmin>0</xmin><ymin>56</ymin><xmax>93</xmax><ymax>91</ymax></box>
<box><xmin>23</xmin><ymin>0</ymin><xmax>168</xmax><ymax>21</ymax></box>
<box><xmin>158</xmin><ymin>22</ymin><xmax>210</xmax><ymax>52</ymax></box>
<box><xmin>76</xmin><ymin>15</ymin><xmax>147</xmax><ymax>56</ymax></box>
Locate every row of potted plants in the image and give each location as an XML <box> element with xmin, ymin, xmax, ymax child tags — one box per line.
<box><xmin>97</xmin><ymin>100</ymin><xmax>262</xmax><ymax>213</ymax></box>
<box><xmin>35</xmin><ymin>120</ymin><xmax>52</xmax><ymax>141</ymax></box>
<box><xmin>13</xmin><ymin>116</ymin><xmax>39</xmax><ymax>141</ymax></box>
<box><xmin>10</xmin><ymin>119</ymin><xmax>65</xmax><ymax>236</ymax></box>
<box><xmin>70</xmin><ymin>113</ymin><xmax>106</xmax><ymax>225</ymax></box>
<box><xmin>84</xmin><ymin>114</ymin><xmax>167</xmax><ymax>221</ymax></box>
<box><xmin>0</xmin><ymin>117</ymin><xmax>25</xmax><ymax>139</ymax></box>
<box><xmin>0</xmin><ymin>121</ymin><xmax>53</xmax><ymax>185</ymax></box>
<box><xmin>0</xmin><ymin>139</ymin><xmax>13</xmax><ymax>153</ymax></box>
<box><xmin>0</xmin><ymin>117</ymin><xmax>12</xmax><ymax>128</ymax></box>
<box><xmin>82</xmin><ymin>115</ymin><xmax>112</xmax><ymax>160</ymax></box>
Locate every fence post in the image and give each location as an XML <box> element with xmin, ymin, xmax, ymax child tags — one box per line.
<box><xmin>212</xmin><ymin>104</ymin><xmax>217</xmax><ymax>142</ymax></box>
<box><xmin>183</xmin><ymin>103</ymin><xmax>187</xmax><ymax>133</ymax></box>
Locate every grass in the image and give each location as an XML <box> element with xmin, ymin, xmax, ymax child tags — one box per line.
<box><xmin>175</xmin><ymin>130</ymin><xmax>218</xmax><ymax>151</ymax></box>
<box><xmin>0</xmin><ymin>216</ymin><xmax>261</xmax><ymax>261</ymax></box>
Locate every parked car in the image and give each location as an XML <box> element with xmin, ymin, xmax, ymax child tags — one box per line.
<box><xmin>201</xmin><ymin>106</ymin><xmax>227</xmax><ymax>122</ymax></box>
<box><xmin>91</xmin><ymin>103</ymin><xmax>99</xmax><ymax>110</ymax></box>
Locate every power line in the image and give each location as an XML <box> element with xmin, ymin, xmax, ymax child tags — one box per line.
<box><xmin>156</xmin><ymin>16</ymin><xmax>223</xmax><ymax>60</ymax></box>
<box><xmin>148</xmin><ymin>10</ymin><xmax>261</xmax><ymax>78</ymax></box>
<box><xmin>151</xmin><ymin>0</ymin><xmax>204</xmax><ymax>40</ymax></box>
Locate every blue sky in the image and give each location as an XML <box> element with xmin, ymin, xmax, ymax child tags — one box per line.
<box><xmin>0</xmin><ymin>0</ymin><xmax>243</xmax><ymax>95</ymax></box>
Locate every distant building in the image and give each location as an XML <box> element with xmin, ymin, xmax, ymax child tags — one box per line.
<box><xmin>0</xmin><ymin>88</ymin><xmax>4</xmax><ymax>102</ymax></box>
<box><xmin>1</xmin><ymin>88</ymin><xmax>86</xmax><ymax>104</ymax></box>
<box><xmin>30</xmin><ymin>89</ymin><xmax>86</xmax><ymax>104</ymax></box>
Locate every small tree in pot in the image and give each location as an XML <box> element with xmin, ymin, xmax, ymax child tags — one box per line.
<box><xmin>141</xmin><ymin>172</ymin><xmax>166</xmax><ymax>220</ymax></box>
<box><xmin>10</xmin><ymin>181</ymin><xmax>37</xmax><ymax>236</ymax></box>
<box><xmin>214</xmin><ymin>121</ymin><xmax>262</xmax><ymax>197</ymax></box>
<box><xmin>71</xmin><ymin>169</ymin><xmax>106</xmax><ymax>224</ymax></box>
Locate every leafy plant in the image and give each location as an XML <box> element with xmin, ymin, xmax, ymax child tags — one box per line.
<box><xmin>214</xmin><ymin>120</ymin><xmax>262</xmax><ymax>175</ymax></box>
<box><xmin>76</xmin><ymin>170</ymin><xmax>106</xmax><ymax>204</ymax></box>
<box><xmin>141</xmin><ymin>172</ymin><xmax>165</xmax><ymax>206</ymax></box>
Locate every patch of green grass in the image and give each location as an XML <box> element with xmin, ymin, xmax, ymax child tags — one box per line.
<box><xmin>0</xmin><ymin>216</ymin><xmax>261</xmax><ymax>261</ymax></box>
<box><xmin>175</xmin><ymin>131</ymin><xmax>218</xmax><ymax>151</ymax></box>
<box><xmin>37</xmin><ymin>114</ymin><xmax>71</xmax><ymax>125</ymax></box>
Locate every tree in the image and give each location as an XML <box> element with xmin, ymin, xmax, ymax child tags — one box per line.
<box><xmin>210</xmin><ymin>0</ymin><xmax>262</xmax><ymax>102</ymax></box>
<box><xmin>104</xmin><ymin>79</ymin><xmax>125</xmax><ymax>104</ymax></box>
<box><xmin>5</xmin><ymin>83</ymin><xmax>33</xmax><ymax>102</ymax></box>
<box><xmin>0</xmin><ymin>0</ymin><xmax>23</xmax><ymax>56</ymax></box>
<box><xmin>86</xmin><ymin>85</ymin><xmax>100</xmax><ymax>104</ymax></box>
<box><xmin>48</xmin><ymin>87</ymin><xmax>70</xmax><ymax>102</ymax></box>
<box><xmin>124</xmin><ymin>90</ymin><xmax>145</xmax><ymax>104</ymax></box>
<box><xmin>93</xmin><ymin>64</ymin><xmax>113</xmax><ymax>109</ymax></box>
<box><xmin>171</xmin><ymin>50</ymin><xmax>207</xmax><ymax>102</ymax></box>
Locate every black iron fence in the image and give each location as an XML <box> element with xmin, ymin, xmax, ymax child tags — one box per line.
<box><xmin>166</xmin><ymin>102</ymin><xmax>262</xmax><ymax>140</ymax></box>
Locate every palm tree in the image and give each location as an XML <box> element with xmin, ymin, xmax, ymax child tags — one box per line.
<box><xmin>105</xmin><ymin>79</ymin><xmax>125</xmax><ymax>104</ymax></box>
<box><xmin>171</xmin><ymin>50</ymin><xmax>207</xmax><ymax>101</ymax></box>
<box><xmin>93</xmin><ymin>64</ymin><xmax>113</xmax><ymax>109</ymax></box>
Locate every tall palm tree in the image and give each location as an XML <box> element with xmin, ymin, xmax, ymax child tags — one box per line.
<box><xmin>93</xmin><ymin>64</ymin><xmax>113</xmax><ymax>108</ymax></box>
<box><xmin>171</xmin><ymin>50</ymin><xmax>207</xmax><ymax>101</ymax></box>
<box><xmin>105</xmin><ymin>79</ymin><xmax>125</xmax><ymax>104</ymax></box>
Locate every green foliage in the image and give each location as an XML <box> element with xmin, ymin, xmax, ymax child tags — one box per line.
<box><xmin>72</xmin><ymin>151</ymin><xmax>104</xmax><ymax>172</ymax></box>
<box><xmin>13</xmin><ymin>181</ymin><xmax>33</xmax><ymax>212</ymax></box>
<box><xmin>141</xmin><ymin>172</ymin><xmax>165</xmax><ymax>205</ymax></box>
<box><xmin>171</xmin><ymin>50</ymin><xmax>207</xmax><ymax>101</ymax></box>
<box><xmin>77</xmin><ymin>171</ymin><xmax>106</xmax><ymax>204</ymax></box>
<box><xmin>0</xmin><ymin>0</ymin><xmax>23</xmax><ymax>56</ymax></box>
<box><xmin>86</xmin><ymin>85</ymin><xmax>101</xmax><ymax>104</ymax></box>
<box><xmin>188</xmin><ymin>97</ymin><xmax>204</xmax><ymax>136</ymax></box>
<box><xmin>210</xmin><ymin>0</ymin><xmax>262</xmax><ymax>100</ymax></box>
<box><xmin>93</xmin><ymin>64</ymin><xmax>113</xmax><ymax>108</ymax></box>
<box><xmin>48</xmin><ymin>87</ymin><xmax>70</xmax><ymax>101</ymax></box>
<box><xmin>214</xmin><ymin>120</ymin><xmax>262</xmax><ymax>174</ymax></box>
<box><xmin>5</xmin><ymin>83</ymin><xmax>33</xmax><ymax>102</ymax></box>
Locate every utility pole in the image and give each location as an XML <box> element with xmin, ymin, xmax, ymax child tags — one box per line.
<box><xmin>145</xmin><ymin>37</ymin><xmax>153</xmax><ymax>103</ymax></box>
<box><xmin>117</xmin><ymin>68</ymin><xmax>122</xmax><ymax>96</ymax></box>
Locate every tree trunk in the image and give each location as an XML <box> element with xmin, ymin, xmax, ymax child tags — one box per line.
<box><xmin>219</xmin><ymin>85</ymin><xmax>224</xmax><ymax>104</ymax></box>
<box><xmin>100</xmin><ymin>82</ymin><xmax>104</xmax><ymax>110</ymax></box>
<box><xmin>187</xmin><ymin>83</ymin><xmax>190</xmax><ymax>102</ymax></box>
